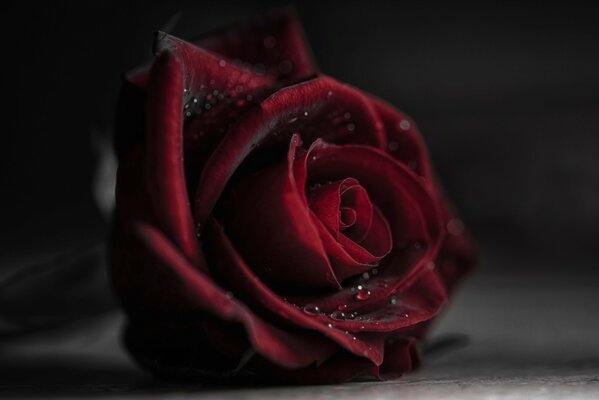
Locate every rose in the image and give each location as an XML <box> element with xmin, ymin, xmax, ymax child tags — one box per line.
<box><xmin>110</xmin><ymin>9</ymin><xmax>475</xmax><ymax>384</ymax></box>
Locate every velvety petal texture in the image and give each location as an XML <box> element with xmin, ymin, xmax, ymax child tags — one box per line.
<box><xmin>111</xmin><ymin>9</ymin><xmax>476</xmax><ymax>384</ymax></box>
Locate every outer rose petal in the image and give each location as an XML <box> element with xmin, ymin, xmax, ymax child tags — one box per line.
<box><xmin>192</xmin><ymin>8</ymin><xmax>317</xmax><ymax>81</ymax></box>
<box><xmin>370</xmin><ymin>96</ymin><xmax>477</xmax><ymax>292</ymax></box>
<box><xmin>114</xmin><ymin>221</ymin><xmax>339</xmax><ymax>369</ymax></box>
<box><xmin>145</xmin><ymin>52</ymin><xmax>202</xmax><ymax>266</ymax></box>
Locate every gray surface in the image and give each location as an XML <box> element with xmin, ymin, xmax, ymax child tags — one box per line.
<box><xmin>1</xmin><ymin>247</ymin><xmax>598</xmax><ymax>398</ymax></box>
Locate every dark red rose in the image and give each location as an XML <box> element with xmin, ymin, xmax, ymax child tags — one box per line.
<box><xmin>110</xmin><ymin>9</ymin><xmax>476</xmax><ymax>384</ymax></box>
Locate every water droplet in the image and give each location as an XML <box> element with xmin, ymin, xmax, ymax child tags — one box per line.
<box><xmin>302</xmin><ymin>304</ymin><xmax>320</xmax><ymax>315</ymax></box>
<box><xmin>400</xmin><ymin>312</ymin><xmax>409</xmax><ymax>318</ymax></box>
<box><xmin>371</xmin><ymin>268</ymin><xmax>379</xmax><ymax>275</ymax></box>
<box><xmin>218</xmin><ymin>59</ymin><xmax>227</xmax><ymax>67</ymax></box>
<box><xmin>327</xmin><ymin>323</ymin><xmax>333</xmax><ymax>328</ymax></box>
<box><xmin>327</xmin><ymin>90</ymin><xmax>333</xmax><ymax>97</ymax></box>
<box><xmin>204</xmin><ymin>103</ymin><xmax>212</xmax><ymax>110</ymax></box>
<box><xmin>263</xmin><ymin>35</ymin><xmax>277</xmax><ymax>48</ymax></box>
<box><xmin>350</xmin><ymin>286</ymin><xmax>357</xmax><ymax>292</ymax></box>
<box><xmin>362</xmin><ymin>272</ymin><xmax>370</xmax><ymax>280</ymax></box>
<box><xmin>352</xmin><ymin>336</ymin><xmax>357</xmax><ymax>341</ymax></box>
<box><xmin>303</xmin><ymin>111</ymin><xmax>309</xmax><ymax>117</ymax></box>
<box><xmin>329</xmin><ymin>311</ymin><xmax>346</xmax><ymax>320</ymax></box>
<box><xmin>359</xmin><ymin>325</ymin><xmax>365</xmax><ymax>330</ymax></box>
<box><xmin>399</xmin><ymin>119</ymin><xmax>411</xmax><ymax>131</ymax></box>
<box><xmin>347</xmin><ymin>123</ymin><xmax>355</xmax><ymax>132</ymax></box>
<box><xmin>337</xmin><ymin>304</ymin><xmax>348</xmax><ymax>311</ymax></box>
<box><xmin>389</xmin><ymin>296</ymin><xmax>397</xmax><ymax>305</ymax></box>
<box><xmin>447</xmin><ymin>218</ymin><xmax>465</xmax><ymax>235</ymax></box>
<box><xmin>193</xmin><ymin>98</ymin><xmax>198</xmax><ymax>103</ymax></box>
<box><xmin>183</xmin><ymin>88</ymin><xmax>188</xmax><ymax>93</ymax></box>
<box><xmin>354</xmin><ymin>287</ymin><xmax>371</xmax><ymax>301</ymax></box>
<box><xmin>185</xmin><ymin>111</ymin><xmax>192</xmax><ymax>117</ymax></box>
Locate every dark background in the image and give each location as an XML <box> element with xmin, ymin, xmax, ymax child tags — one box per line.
<box><xmin>2</xmin><ymin>0</ymin><xmax>598</xmax><ymax>273</ymax></box>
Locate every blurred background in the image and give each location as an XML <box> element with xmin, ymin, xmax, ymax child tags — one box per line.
<box><xmin>1</xmin><ymin>0</ymin><xmax>598</xmax><ymax>396</ymax></box>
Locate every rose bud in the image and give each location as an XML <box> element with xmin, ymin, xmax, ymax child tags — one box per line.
<box><xmin>110</xmin><ymin>9</ymin><xmax>476</xmax><ymax>384</ymax></box>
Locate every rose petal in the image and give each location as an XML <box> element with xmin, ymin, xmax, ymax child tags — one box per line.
<box><xmin>193</xmin><ymin>76</ymin><xmax>386</xmax><ymax>225</ymax></box>
<box><xmin>206</xmin><ymin>218</ymin><xmax>387</xmax><ymax>366</ymax></box>
<box><xmin>119</xmin><ymin>221</ymin><xmax>338</xmax><ymax>369</ymax></box>
<box><xmin>221</xmin><ymin>135</ymin><xmax>341</xmax><ymax>290</ymax></box>
<box><xmin>370</xmin><ymin>96</ymin><xmax>430</xmax><ymax>178</ymax></box>
<box><xmin>145</xmin><ymin>52</ymin><xmax>202</xmax><ymax>266</ymax></box>
<box><xmin>192</xmin><ymin>8</ymin><xmax>317</xmax><ymax>81</ymax></box>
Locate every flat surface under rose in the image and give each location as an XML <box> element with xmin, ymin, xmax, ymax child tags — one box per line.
<box><xmin>2</xmin><ymin>247</ymin><xmax>598</xmax><ymax>399</ymax></box>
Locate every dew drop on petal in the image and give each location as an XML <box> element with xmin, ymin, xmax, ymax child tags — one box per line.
<box><xmin>337</xmin><ymin>304</ymin><xmax>348</xmax><ymax>311</ymax></box>
<box><xmin>330</xmin><ymin>311</ymin><xmax>346</xmax><ymax>320</ymax></box>
<box><xmin>355</xmin><ymin>287</ymin><xmax>371</xmax><ymax>301</ymax></box>
<box><xmin>371</xmin><ymin>268</ymin><xmax>379</xmax><ymax>275</ymax></box>
<box><xmin>389</xmin><ymin>296</ymin><xmax>397</xmax><ymax>305</ymax></box>
<box><xmin>302</xmin><ymin>304</ymin><xmax>320</xmax><ymax>315</ymax></box>
<box><xmin>327</xmin><ymin>90</ymin><xmax>333</xmax><ymax>97</ymax></box>
<box><xmin>327</xmin><ymin>323</ymin><xmax>334</xmax><ymax>328</ymax></box>
<box><xmin>362</xmin><ymin>272</ymin><xmax>370</xmax><ymax>280</ymax></box>
<box><xmin>399</xmin><ymin>119</ymin><xmax>411</xmax><ymax>131</ymax></box>
<box><xmin>218</xmin><ymin>59</ymin><xmax>227</xmax><ymax>67</ymax></box>
<box><xmin>400</xmin><ymin>312</ymin><xmax>409</xmax><ymax>318</ymax></box>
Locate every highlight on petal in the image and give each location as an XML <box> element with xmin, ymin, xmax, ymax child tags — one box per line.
<box><xmin>191</xmin><ymin>7</ymin><xmax>317</xmax><ymax>81</ymax></box>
